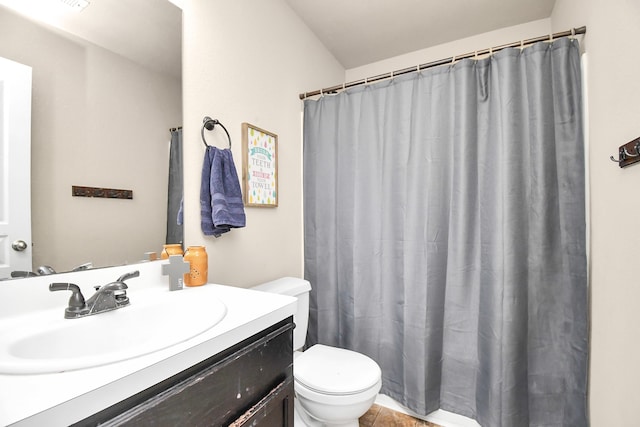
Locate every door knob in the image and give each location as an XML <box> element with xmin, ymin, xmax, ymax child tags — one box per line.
<box><xmin>11</xmin><ymin>240</ymin><xmax>28</xmax><ymax>251</ymax></box>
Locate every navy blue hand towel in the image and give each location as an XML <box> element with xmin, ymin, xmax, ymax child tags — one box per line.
<box><xmin>200</xmin><ymin>146</ymin><xmax>246</xmax><ymax>237</ymax></box>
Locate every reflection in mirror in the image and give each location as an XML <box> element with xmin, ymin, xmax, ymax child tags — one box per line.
<box><xmin>0</xmin><ymin>0</ymin><xmax>182</xmax><ymax>278</ymax></box>
<box><xmin>167</xmin><ymin>128</ymin><xmax>184</xmax><ymax>246</ymax></box>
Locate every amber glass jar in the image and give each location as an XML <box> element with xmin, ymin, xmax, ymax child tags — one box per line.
<box><xmin>184</xmin><ymin>246</ymin><xmax>208</xmax><ymax>287</ymax></box>
<box><xmin>161</xmin><ymin>244</ymin><xmax>184</xmax><ymax>260</ymax></box>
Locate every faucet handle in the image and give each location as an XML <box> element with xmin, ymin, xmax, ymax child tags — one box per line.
<box><xmin>91</xmin><ymin>270</ymin><xmax>138</xmax><ymax>294</ymax></box>
<box><xmin>116</xmin><ymin>270</ymin><xmax>140</xmax><ymax>283</ymax></box>
<box><xmin>49</xmin><ymin>283</ymin><xmax>87</xmax><ymax>317</ymax></box>
<box><xmin>100</xmin><ymin>282</ymin><xmax>129</xmax><ymax>292</ymax></box>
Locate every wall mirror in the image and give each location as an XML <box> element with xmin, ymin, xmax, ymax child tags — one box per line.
<box><xmin>0</xmin><ymin>0</ymin><xmax>182</xmax><ymax>278</ymax></box>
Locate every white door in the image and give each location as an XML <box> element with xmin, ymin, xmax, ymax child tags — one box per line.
<box><xmin>0</xmin><ymin>57</ymin><xmax>32</xmax><ymax>279</ymax></box>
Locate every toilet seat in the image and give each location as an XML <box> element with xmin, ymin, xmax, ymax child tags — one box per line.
<box><xmin>294</xmin><ymin>344</ymin><xmax>381</xmax><ymax>395</ymax></box>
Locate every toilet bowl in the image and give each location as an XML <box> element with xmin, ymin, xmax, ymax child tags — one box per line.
<box><xmin>294</xmin><ymin>344</ymin><xmax>381</xmax><ymax>426</ymax></box>
<box><xmin>252</xmin><ymin>278</ymin><xmax>382</xmax><ymax>426</ymax></box>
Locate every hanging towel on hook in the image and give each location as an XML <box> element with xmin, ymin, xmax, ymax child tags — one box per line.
<box><xmin>200</xmin><ymin>146</ymin><xmax>246</xmax><ymax>237</ymax></box>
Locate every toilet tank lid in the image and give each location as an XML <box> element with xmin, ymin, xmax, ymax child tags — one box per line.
<box><xmin>251</xmin><ymin>277</ymin><xmax>311</xmax><ymax>296</ymax></box>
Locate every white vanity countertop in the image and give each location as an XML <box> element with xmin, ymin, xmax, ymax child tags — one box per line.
<box><xmin>0</xmin><ymin>263</ymin><xmax>297</xmax><ymax>427</ymax></box>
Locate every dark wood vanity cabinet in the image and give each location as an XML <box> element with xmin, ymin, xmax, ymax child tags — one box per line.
<box><xmin>78</xmin><ymin>317</ymin><xmax>294</xmax><ymax>427</ymax></box>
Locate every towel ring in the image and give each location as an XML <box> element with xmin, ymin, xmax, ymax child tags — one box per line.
<box><xmin>201</xmin><ymin>116</ymin><xmax>232</xmax><ymax>149</ymax></box>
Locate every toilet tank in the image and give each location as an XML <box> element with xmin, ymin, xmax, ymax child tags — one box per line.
<box><xmin>251</xmin><ymin>277</ymin><xmax>311</xmax><ymax>351</ymax></box>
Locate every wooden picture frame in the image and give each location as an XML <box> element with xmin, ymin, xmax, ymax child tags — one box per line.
<box><xmin>242</xmin><ymin>123</ymin><xmax>278</xmax><ymax>207</ymax></box>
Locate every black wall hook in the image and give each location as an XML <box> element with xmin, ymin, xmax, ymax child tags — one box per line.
<box><xmin>611</xmin><ymin>137</ymin><xmax>640</xmax><ymax>168</ymax></box>
<box><xmin>201</xmin><ymin>116</ymin><xmax>232</xmax><ymax>149</ymax></box>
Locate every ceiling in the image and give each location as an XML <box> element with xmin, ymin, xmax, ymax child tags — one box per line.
<box><xmin>2</xmin><ymin>0</ymin><xmax>557</xmax><ymax>77</ymax></box>
<box><xmin>67</xmin><ymin>0</ymin><xmax>182</xmax><ymax>78</ymax></box>
<box><xmin>0</xmin><ymin>0</ymin><xmax>182</xmax><ymax>79</ymax></box>
<box><xmin>284</xmin><ymin>0</ymin><xmax>557</xmax><ymax>69</ymax></box>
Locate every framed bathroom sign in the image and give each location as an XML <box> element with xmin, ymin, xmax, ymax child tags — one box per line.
<box><xmin>242</xmin><ymin>122</ymin><xmax>278</xmax><ymax>207</ymax></box>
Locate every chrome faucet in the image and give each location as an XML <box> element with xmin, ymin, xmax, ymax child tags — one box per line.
<box><xmin>10</xmin><ymin>271</ymin><xmax>37</xmax><ymax>278</ymax></box>
<box><xmin>36</xmin><ymin>265</ymin><xmax>56</xmax><ymax>275</ymax></box>
<box><xmin>11</xmin><ymin>262</ymin><xmax>92</xmax><ymax>278</ymax></box>
<box><xmin>10</xmin><ymin>265</ymin><xmax>54</xmax><ymax>278</ymax></box>
<box><xmin>71</xmin><ymin>262</ymin><xmax>93</xmax><ymax>271</ymax></box>
<box><xmin>49</xmin><ymin>270</ymin><xmax>139</xmax><ymax>319</ymax></box>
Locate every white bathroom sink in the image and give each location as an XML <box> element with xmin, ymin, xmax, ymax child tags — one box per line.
<box><xmin>0</xmin><ymin>286</ymin><xmax>227</xmax><ymax>374</ymax></box>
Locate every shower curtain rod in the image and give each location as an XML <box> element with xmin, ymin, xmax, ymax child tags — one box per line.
<box><xmin>299</xmin><ymin>26</ymin><xmax>586</xmax><ymax>100</ymax></box>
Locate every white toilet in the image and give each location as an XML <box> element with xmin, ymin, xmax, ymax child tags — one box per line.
<box><xmin>252</xmin><ymin>277</ymin><xmax>382</xmax><ymax>427</ymax></box>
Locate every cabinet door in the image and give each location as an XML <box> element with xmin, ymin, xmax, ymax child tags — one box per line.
<box><xmin>230</xmin><ymin>378</ymin><xmax>294</xmax><ymax>427</ymax></box>
<box><xmin>87</xmin><ymin>318</ymin><xmax>294</xmax><ymax>427</ymax></box>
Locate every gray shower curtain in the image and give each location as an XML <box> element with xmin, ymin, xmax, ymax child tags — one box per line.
<box><xmin>303</xmin><ymin>38</ymin><xmax>587</xmax><ymax>427</ymax></box>
<box><xmin>166</xmin><ymin>128</ymin><xmax>183</xmax><ymax>245</ymax></box>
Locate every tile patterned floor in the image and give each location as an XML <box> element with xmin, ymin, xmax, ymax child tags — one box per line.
<box><xmin>359</xmin><ymin>404</ymin><xmax>442</xmax><ymax>427</ymax></box>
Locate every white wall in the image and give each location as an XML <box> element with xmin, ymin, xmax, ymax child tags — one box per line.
<box><xmin>182</xmin><ymin>0</ymin><xmax>344</xmax><ymax>287</ymax></box>
<box><xmin>0</xmin><ymin>8</ymin><xmax>182</xmax><ymax>271</ymax></box>
<box><xmin>551</xmin><ymin>1</ymin><xmax>640</xmax><ymax>425</ymax></box>
<box><xmin>346</xmin><ymin>19</ymin><xmax>551</xmax><ymax>82</ymax></box>
<box><xmin>184</xmin><ymin>1</ymin><xmax>640</xmax><ymax>423</ymax></box>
